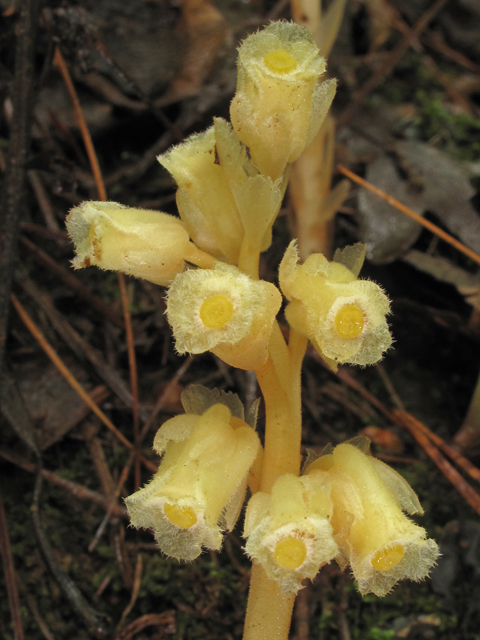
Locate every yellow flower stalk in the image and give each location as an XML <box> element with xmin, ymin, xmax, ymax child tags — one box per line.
<box><xmin>279</xmin><ymin>241</ymin><xmax>392</xmax><ymax>368</ymax></box>
<box><xmin>244</xmin><ymin>472</ymin><xmax>338</xmax><ymax>593</ymax></box>
<box><xmin>306</xmin><ymin>439</ymin><xmax>439</xmax><ymax>596</ymax></box>
<box><xmin>230</xmin><ymin>21</ymin><xmax>336</xmax><ymax>180</ymax></box>
<box><xmin>166</xmin><ymin>263</ymin><xmax>282</xmax><ymax>369</ymax></box>
<box><xmin>66</xmin><ymin>201</ymin><xmax>191</xmax><ymax>285</ymax></box>
<box><xmin>126</xmin><ymin>403</ymin><xmax>260</xmax><ymax>561</ymax></box>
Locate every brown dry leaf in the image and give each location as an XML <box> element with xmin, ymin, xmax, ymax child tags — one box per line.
<box><xmin>403</xmin><ymin>249</ymin><xmax>480</xmax><ymax>312</ymax></box>
<box><xmin>15</xmin><ymin>360</ymin><xmax>104</xmax><ymax>450</ymax></box>
<box><xmin>337</xmin><ymin>103</ymin><xmax>417</xmax><ymax>164</ymax></box>
<box><xmin>0</xmin><ymin>368</ymin><xmax>39</xmax><ymax>455</ymax></box>
<box><xmin>395</xmin><ymin>140</ymin><xmax>480</xmax><ymax>251</ymax></box>
<box><xmin>358</xmin><ymin>141</ymin><xmax>480</xmax><ymax>263</ymax></box>
<box><xmin>361</xmin><ymin>0</ymin><xmax>396</xmax><ymax>51</ymax></box>
<box><xmin>156</xmin><ymin>0</ymin><xmax>229</xmax><ymax>106</ymax></box>
<box><xmin>358</xmin><ymin>153</ymin><xmax>425</xmax><ymax>263</ymax></box>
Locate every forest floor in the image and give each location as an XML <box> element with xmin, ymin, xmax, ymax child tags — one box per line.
<box><xmin>1</xmin><ymin>0</ymin><xmax>480</xmax><ymax>639</ymax></box>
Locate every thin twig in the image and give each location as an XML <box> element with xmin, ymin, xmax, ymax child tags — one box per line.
<box><xmin>0</xmin><ymin>0</ymin><xmax>40</xmax><ymax>368</ymax></box>
<box><xmin>336</xmin><ymin>0</ymin><xmax>449</xmax><ymax>130</ymax></box>
<box><xmin>53</xmin><ymin>47</ymin><xmax>107</xmax><ymax>201</ymax></box>
<box><xmin>16</xmin><ymin>572</ymin><xmax>55</xmax><ymax>640</ymax></box>
<box><xmin>0</xmin><ymin>447</ymin><xmax>128</xmax><ymax>519</ymax></box>
<box><xmin>335</xmin><ymin>367</ymin><xmax>480</xmax><ymax>516</ymax></box>
<box><xmin>10</xmin><ymin>294</ymin><xmax>142</xmax><ymax>457</ymax></box>
<box><xmin>140</xmin><ymin>357</ymin><xmax>193</xmax><ymax>440</ymax></box>
<box><xmin>0</xmin><ymin>479</ymin><xmax>25</xmax><ymax>640</ymax></box>
<box><xmin>116</xmin><ymin>554</ymin><xmax>143</xmax><ymax>631</ymax></box>
<box><xmin>422</xmin><ymin>31</ymin><xmax>480</xmax><ymax>75</ymax></box>
<box><xmin>56</xmin><ymin>45</ymin><xmax>142</xmax><ymax>493</ymax></box>
<box><xmin>31</xmin><ymin>472</ymin><xmax>110</xmax><ymax>638</ymax></box>
<box><xmin>89</xmin><ymin>452</ymin><xmax>135</xmax><ymax>552</ymax></box>
<box><xmin>28</xmin><ymin>170</ymin><xmax>60</xmax><ymax>231</ymax></box>
<box><xmin>394</xmin><ymin>411</ymin><xmax>480</xmax><ymax>486</ymax></box>
<box><xmin>118</xmin><ymin>274</ymin><xmax>141</xmax><ymax>490</ymax></box>
<box><xmin>336</xmin><ymin>164</ymin><xmax>480</xmax><ymax>267</ymax></box>
<box><xmin>394</xmin><ymin>410</ymin><xmax>480</xmax><ymax>516</ymax></box>
<box><xmin>113</xmin><ymin>613</ymin><xmax>175</xmax><ymax>640</ymax></box>
<box><xmin>20</xmin><ymin>235</ymin><xmax>124</xmax><ymax>328</ymax></box>
<box><xmin>16</xmin><ymin>270</ymin><xmax>147</xmax><ymax>420</ymax></box>
<box><xmin>101</xmin><ymin>357</ymin><xmax>194</xmax><ymax>543</ymax></box>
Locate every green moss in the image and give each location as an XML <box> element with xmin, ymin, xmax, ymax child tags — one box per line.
<box><xmin>415</xmin><ymin>91</ymin><xmax>480</xmax><ymax>161</ymax></box>
<box><xmin>366</xmin><ymin>628</ymin><xmax>395</xmax><ymax>640</ymax></box>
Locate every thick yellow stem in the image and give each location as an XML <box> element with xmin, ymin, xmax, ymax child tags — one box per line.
<box><xmin>243</xmin><ymin>563</ymin><xmax>295</xmax><ymax>640</ymax></box>
<box><xmin>246</xmin><ymin>323</ymin><xmax>307</xmax><ymax>639</ymax></box>
<box><xmin>289</xmin><ymin>328</ymin><xmax>308</xmax><ymax>437</ymax></box>
<box><xmin>256</xmin><ymin>358</ymin><xmax>299</xmax><ymax>492</ymax></box>
<box><xmin>268</xmin><ymin>321</ymin><xmax>292</xmax><ymax>393</ymax></box>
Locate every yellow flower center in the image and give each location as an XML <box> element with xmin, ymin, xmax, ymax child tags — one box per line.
<box><xmin>274</xmin><ymin>537</ymin><xmax>307</xmax><ymax>570</ymax></box>
<box><xmin>371</xmin><ymin>544</ymin><xmax>405</xmax><ymax>571</ymax></box>
<box><xmin>199</xmin><ymin>295</ymin><xmax>234</xmax><ymax>329</ymax></box>
<box><xmin>164</xmin><ymin>503</ymin><xmax>197</xmax><ymax>529</ymax></box>
<box><xmin>335</xmin><ymin>304</ymin><xmax>364</xmax><ymax>339</ymax></box>
<box><xmin>263</xmin><ymin>50</ymin><xmax>297</xmax><ymax>74</ymax></box>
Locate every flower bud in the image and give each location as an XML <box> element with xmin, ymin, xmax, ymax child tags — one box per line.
<box><xmin>125</xmin><ymin>404</ymin><xmax>260</xmax><ymax>561</ymax></box>
<box><xmin>230</xmin><ymin>21</ymin><xmax>336</xmax><ymax>180</ymax></box>
<box><xmin>66</xmin><ymin>201</ymin><xmax>190</xmax><ymax>285</ymax></box>
<box><xmin>213</xmin><ymin>117</ymin><xmax>284</xmax><ymax>254</ymax></box>
<box><xmin>306</xmin><ymin>439</ymin><xmax>439</xmax><ymax>596</ymax></box>
<box><xmin>158</xmin><ymin>126</ymin><xmax>244</xmax><ymax>263</ymax></box>
<box><xmin>166</xmin><ymin>263</ymin><xmax>282</xmax><ymax>369</ymax></box>
<box><xmin>244</xmin><ymin>473</ymin><xmax>338</xmax><ymax>593</ymax></box>
<box><xmin>279</xmin><ymin>241</ymin><xmax>392</xmax><ymax>369</ymax></box>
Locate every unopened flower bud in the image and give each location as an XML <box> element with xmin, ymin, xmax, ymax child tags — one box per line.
<box><xmin>158</xmin><ymin>127</ymin><xmax>244</xmax><ymax>263</ymax></box>
<box><xmin>279</xmin><ymin>241</ymin><xmax>392</xmax><ymax>368</ymax></box>
<box><xmin>66</xmin><ymin>201</ymin><xmax>190</xmax><ymax>285</ymax></box>
<box><xmin>230</xmin><ymin>21</ymin><xmax>336</xmax><ymax>180</ymax></box>
<box><xmin>306</xmin><ymin>439</ymin><xmax>439</xmax><ymax>596</ymax></box>
<box><xmin>244</xmin><ymin>473</ymin><xmax>338</xmax><ymax>593</ymax></box>
<box><xmin>126</xmin><ymin>404</ymin><xmax>260</xmax><ymax>561</ymax></box>
<box><xmin>166</xmin><ymin>263</ymin><xmax>282</xmax><ymax>369</ymax></box>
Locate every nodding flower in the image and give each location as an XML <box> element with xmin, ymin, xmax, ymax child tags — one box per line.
<box><xmin>279</xmin><ymin>241</ymin><xmax>392</xmax><ymax>370</ymax></box>
<box><xmin>243</xmin><ymin>472</ymin><xmax>338</xmax><ymax>593</ymax></box>
<box><xmin>66</xmin><ymin>201</ymin><xmax>190</xmax><ymax>285</ymax></box>
<box><xmin>166</xmin><ymin>263</ymin><xmax>282</xmax><ymax>370</ymax></box>
<box><xmin>230</xmin><ymin>21</ymin><xmax>336</xmax><ymax>181</ymax></box>
<box><xmin>126</xmin><ymin>404</ymin><xmax>260</xmax><ymax>561</ymax></box>
<box><xmin>305</xmin><ymin>438</ymin><xmax>439</xmax><ymax>596</ymax></box>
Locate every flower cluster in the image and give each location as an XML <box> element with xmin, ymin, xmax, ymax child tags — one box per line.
<box><xmin>243</xmin><ymin>438</ymin><xmax>438</xmax><ymax>596</ymax></box>
<box><xmin>63</xmin><ymin>20</ymin><xmax>437</xmax><ymax>613</ymax></box>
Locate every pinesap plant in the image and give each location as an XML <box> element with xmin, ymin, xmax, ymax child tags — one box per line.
<box><xmin>66</xmin><ymin>21</ymin><xmax>438</xmax><ymax>640</ymax></box>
